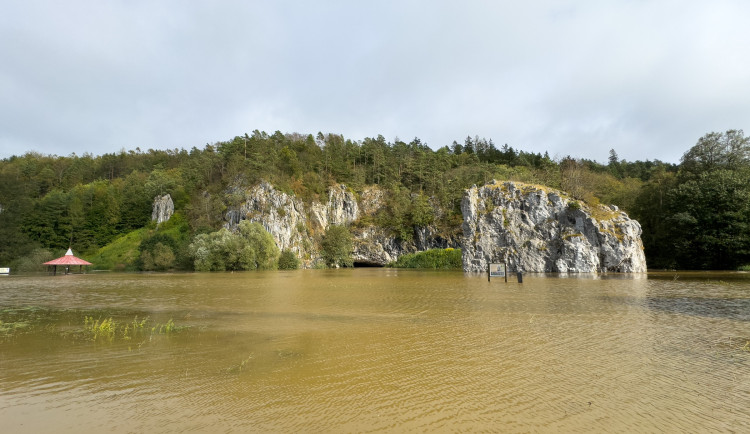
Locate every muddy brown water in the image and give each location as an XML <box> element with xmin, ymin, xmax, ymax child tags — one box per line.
<box><xmin>1</xmin><ymin>270</ymin><xmax>748</xmax><ymax>432</ymax></box>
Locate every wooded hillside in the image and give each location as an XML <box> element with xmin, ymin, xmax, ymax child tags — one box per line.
<box><xmin>1</xmin><ymin>129</ymin><xmax>748</xmax><ymax>270</ymax></box>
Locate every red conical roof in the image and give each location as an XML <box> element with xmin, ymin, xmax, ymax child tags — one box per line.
<box><xmin>43</xmin><ymin>248</ymin><xmax>93</xmax><ymax>266</ymax></box>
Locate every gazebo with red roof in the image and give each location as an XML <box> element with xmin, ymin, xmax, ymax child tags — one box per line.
<box><xmin>44</xmin><ymin>248</ymin><xmax>93</xmax><ymax>275</ymax></box>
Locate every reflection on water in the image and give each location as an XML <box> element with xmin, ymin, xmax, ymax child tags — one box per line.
<box><xmin>1</xmin><ymin>270</ymin><xmax>748</xmax><ymax>432</ymax></box>
<box><xmin>644</xmin><ymin>272</ymin><xmax>750</xmax><ymax>321</ymax></box>
<box><xmin>647</xmin><ymin>296</ymin><xmax>750</xmax><ymax>321</ymax></box>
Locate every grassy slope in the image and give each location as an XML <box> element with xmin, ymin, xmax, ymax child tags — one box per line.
<box><xmin>88</xmin><ymin>228</ymin><xmax>144</xmax><ymax>271</ymax></box>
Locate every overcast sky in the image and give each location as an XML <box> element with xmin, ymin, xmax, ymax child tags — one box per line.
<box><xmin>2</xmin><ymin>0</ymin><xmax>749</xmax><ymax>163</ymax></box>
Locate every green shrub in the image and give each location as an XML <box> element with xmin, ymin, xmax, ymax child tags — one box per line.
<box><xmin>12</xmin><ymin>248</ymin><xmax>55</xmax><ymax>272</ymax></box>
<box><xmin>321</xmin><ymin>225</ymin><xmax>353</xmax><ymax>268</ymax></box>
<box><xmin>141</xmin><ymin>242</ymin><xmax>176</xmax><ymax>271</ymax></box>
<box><xmin>137</xmin><ymin>213</ymin><xmax>191</xmax><ymax>271</ymax></box>
<box><xmin>388</xmin><ymin>248</ymin><xmax>462</xmax><ymax>269</ymax></box>
<box><xmin>188</xmin><ymin>221</ymin><xmax>280</xmax><ymax>271</ymax></box>
<box><xmin>278</xmin><ymin>249</ymin><xmax>300</xmax><ymax>270</ymax></box>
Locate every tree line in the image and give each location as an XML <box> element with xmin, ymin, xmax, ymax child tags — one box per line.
<box><xmin>1</xmin><ymin>129</ymin><xmax>748</xmax><ymax>270</ymax></box>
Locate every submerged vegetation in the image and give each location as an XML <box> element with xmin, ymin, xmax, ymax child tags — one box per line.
<box><xmin>0</xmin><ymin>306</ymin><xmax>48</xmax><ymax>341</ymax></box>
<box><xmin>2</xmin><ymin>129</ymin><xmax>749</xmax><ymax>270</ymax></box>
<box><xmin>1</xmin><ymin>306</ymin><xmax>185</xmax><ymax>344</ymax></box>
<box><xmin>0</xmin><ymin>318</ymin><xmax>32</xmax><ymax>337</ymax></box>
<box><xmin>82</xmin><ymin>315</ymin><xmax>178</xmax><ymax>342</ymax></box>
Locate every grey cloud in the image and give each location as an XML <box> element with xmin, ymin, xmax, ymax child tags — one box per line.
<box><xmin>1</xmin><ymin>1</ymin><xmax>749</xmax><ymax>163</ymax></box>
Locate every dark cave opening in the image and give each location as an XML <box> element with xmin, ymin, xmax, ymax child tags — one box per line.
<box><xmin>353</xmin><ymin>261</ymin><xmax>384</xmax><ymax>268</ymax></box>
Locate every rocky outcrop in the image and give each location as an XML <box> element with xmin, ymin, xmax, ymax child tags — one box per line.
<box><xmin>359</xmin><ymin>187</ymin><xmax>384</xmax><ymax>216</ymax></box>
<box><xmin>327</xmin><ymin>184</ymin><xmax>359</xmax><ymax>226</ymax></box>
<box><xmin>306</xmin><ymin>185</ymin><xmax>360</xmax><ymax>230</ymax></box>
<box><xmin>224</xmin><ymin>182</ymin><xmax>458</xmax><ymax>267</ymax></box>
<box><xmin>225</xmin><ymin>182</ymin><xmax>312</xmax><ymax>259</ymax></box>
<box><xmin>151</xmin><ymin>194</ymin><xmax>174</xmax><ymax>224</ymax></box>
<box><xmin>221</xmin><ymin>180</ymin><xmax>645</xmax><ymax>272</ymax></box>
<box><xmin>461</xmin><ymin>181</ymin><xmax>646</xmax><ymax>273</ymax></box>
<box><xmin>351</xmin><ymin>226</ymin><xmax>406</xmax><ymax>265</ymax></box>
<box><xmin>310</xmin><ymin>202</ymin><xmax>328</xmax><ymax>231</ymax></box>
<box><xmin>351</xmin><ymin>225</ymin><xmax>456</xmax><ymax>265</ymax></box>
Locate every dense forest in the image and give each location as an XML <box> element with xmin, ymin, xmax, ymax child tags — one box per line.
<box><xmin>1</xmin><ymin>129</ymin><xmax>748</xmax><ymax>271</ymax></box>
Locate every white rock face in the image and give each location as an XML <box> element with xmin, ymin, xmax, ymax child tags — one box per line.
<box><xmin>151</xmin><ymin>194</ymin><xmax>174</xmax><ymax>224</ymax></box>
<box><xmin>224</xmin><ymin>182</ymin><xmax>459</xmax><ymax>267</ymax></box>
<box><xmin>359</xmin><ymin>187</ymin><xmax>384</xmax><ymax>216</ymax></box>
<box><xmin>225</xmin><ymin>181</ymin><xmax>310</xmax><ymax>258</ymax></box>
<box><xmin>309</xmin><ymin>202</ymin><xmax>328</xmax><ymax>231</ymax></box>
<box><xmin>351</xmin><ymin>226</ymin><xmax>403</xmax><ymax>265</ymax></box>
<box><xmin>327</xmin><ymin>184</ymin><xmax>359</xmax><ymax>226</ymax></box>
<box><xmin>225</xmin><ymin>182</ymin><xmax>365</xmax><ymax>267</ymax></box>
<box><xmin>461</xmin><ymin>181</ymin><xmax>647</xmax><ymax>273</ymax></box>
<box><xmin>351</xmin><ymin>225</ymin><xmax>455</xmax><ymax>265</ymax></box>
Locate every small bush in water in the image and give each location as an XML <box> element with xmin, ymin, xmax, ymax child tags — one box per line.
<box><xmin>278</xmin><ymin>250</ymin><xmax>300</xmax><ymax>270</ymax></box>
<box><xmin>388</xmin><ymin>248</ymin><xmax>462</xmax><ymax>269</ymax></box>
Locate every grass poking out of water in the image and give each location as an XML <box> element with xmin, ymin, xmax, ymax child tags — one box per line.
<box><xmin>84</xmin><ymin>316</ymin><xmax>117</xmax><ymax>341</ymax></box>
<box><xmin>1</xmin><ymin>307</ymin><xmax>188</xmax><ymax>347</ymax></box>
<box><xmin>82</xmin><ymin>315</ymin><xmax>184</xmax><ymax>342</ymax></box>
<box><xmin>226</xmin><ymin>355</ymin><xmax>254</xmax><ymax>374</ymax></box>
<box><xmin>713</xmin><ymin>336</ymin><xmax>750</xmax><ymax>356</ymax></box>
<box><xmin>0</xmin><ymin>319</ymin><xmax>32</xmax><ymax>336</ymax></box>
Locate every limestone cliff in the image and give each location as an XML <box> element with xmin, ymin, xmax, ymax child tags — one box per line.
<box><xmin>225</xmin><ymin>182</ymin><xmax>312</xmax><ymax>260</ymax></box>
<box><xmin>224</xmin><ymin>182</ymin><xmax>457</xmax><ymax>267</ymax></box>
<box><xmin>308</xmin><ymin>184</ymin><xmax>360</xmax><ymax>230</ymax></box>
<box><xmin>351</xmin><ymin>225</ymin><xmax>455</xmax><ymax>265</ymax></box>
<box><xmin>151</xmin><ymin>194</ymin><xmax>174</xmax><ymax>224</ymax></box>
<box><xmin>461</xmin><ymin>181</ymin><xmax>646</xmax><ymax>273</ymax></box>
<box><xmin>327</xmin><ymin>185</ymin><xmax>359</xmax><ymax>226</ymax></box>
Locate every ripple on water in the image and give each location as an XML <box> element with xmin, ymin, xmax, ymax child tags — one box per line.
<box><xmin>1</xmin><ymin>270</ymin><xmax>749</xmax><ymax>432</ymax></box>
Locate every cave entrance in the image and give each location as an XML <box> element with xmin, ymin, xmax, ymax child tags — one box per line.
<box><xmin>353</xmin><ymin>261</ymin><xmax>383</xmax><ymax>268</ymax></box>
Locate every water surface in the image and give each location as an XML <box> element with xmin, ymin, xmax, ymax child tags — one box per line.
<box><xmin>1</xmin><ymin>270</ymin><xmax>748</xmax><ymax>432</ymax></box>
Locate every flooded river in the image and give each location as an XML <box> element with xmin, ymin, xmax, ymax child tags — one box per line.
<box><xmin>1</xmin><ymin>270</ymin><xmax>748</xmax><ymax>432</ymax></box>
